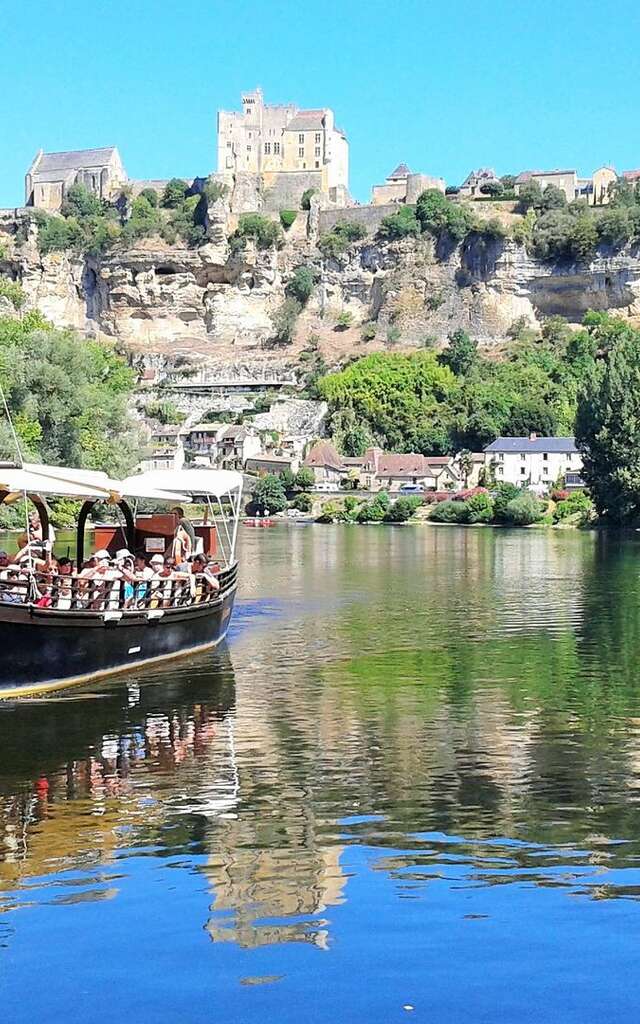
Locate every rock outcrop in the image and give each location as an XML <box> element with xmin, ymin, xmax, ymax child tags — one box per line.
<box><xmin>2</xmin><ymin>207</ymin><xmax>640</xmax><ymax>369</ymax></box>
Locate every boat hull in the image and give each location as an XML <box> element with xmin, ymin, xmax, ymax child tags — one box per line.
<box><xmin>0</xmin><ymin>584</ymin><xmax>237</xmax><ymax>698</ymax></box>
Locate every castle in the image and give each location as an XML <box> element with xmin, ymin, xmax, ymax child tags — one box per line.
<box><xmin>217</xmin><ymin>88</ymin><xmax>349</xmax><ymax>208</ymax></box>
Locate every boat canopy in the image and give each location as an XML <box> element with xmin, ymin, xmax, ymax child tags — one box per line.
<box><xmin>0</xmin><ymin>463</ymin><xmax>193</xmax><ymax>503</ymax></box>
<box><xmin>122</xmin><ymin>469</ymin><xmax>243</xmax><ymax>499</ymax></box>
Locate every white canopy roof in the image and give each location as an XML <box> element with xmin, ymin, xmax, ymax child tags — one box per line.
<box><xmin>122</xmin><ymin>468</ymin><xmax>243</xmax><ymax>498</ymax></box>
<box><xmin>0</xmin><ymin>463</ymin><xmax>192</xmax><ymax>502</ymax></box>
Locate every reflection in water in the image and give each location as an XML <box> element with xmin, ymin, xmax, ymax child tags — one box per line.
<box><xmin>3</xmin><ymin>525</ymin><xmax>640</xmax><ymax>1021</ymax></box>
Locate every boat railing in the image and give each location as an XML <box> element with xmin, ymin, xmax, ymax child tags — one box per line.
<box><xmin>0</xmin><ymin>567</ymin><xmax>236</xmax><ymax>615</ymax></box>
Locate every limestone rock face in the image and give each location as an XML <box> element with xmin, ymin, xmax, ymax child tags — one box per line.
<box><xmin>253</xmin><ymin>398</ymin><xmax>329</xmax><ymax>437</ymax></box>
<box><xmin>4</xmin><ymin>209</ymin><xmax>640</xmax><ymax>367</ymax></box>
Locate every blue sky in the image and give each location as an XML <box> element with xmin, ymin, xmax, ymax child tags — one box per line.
<box><xmin>2</xmin><ymin>0</ymin><xmax>639</xmax><ymax>207</ymax></box>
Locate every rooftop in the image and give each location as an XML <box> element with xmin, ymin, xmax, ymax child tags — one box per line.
<box><xmin>516</xmin><ymin>169</ymin><xmax>576</xmax><ymax>183</ymax></box>
<box><xmin>388</xmin><ymin>163</ymin><xmax>411</xmax><ymax>180</ymax></box>
<box><xmin>286</xmin><ymin>111</ymin><xmax>327</xmax><ymax>132</ymax></box>
<box><xmin>484</xmin><ymin>436</ymin><xmax>577</xmax><ymax>454</ymax></box>
<box><xmin>304</xmin><ymin>440</ymin><xmax>344</xmax><ymax>472</ymax></box>
<box><xmin>32</xmin><ymin>147</ymin><xmax>119</xmax><ymax>183</ymax></box>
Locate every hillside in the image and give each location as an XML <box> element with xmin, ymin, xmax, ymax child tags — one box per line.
<box><xmin>1</xmin><ymin>190</ymin><xmax>640</xmax><ymax>385</ymax></box>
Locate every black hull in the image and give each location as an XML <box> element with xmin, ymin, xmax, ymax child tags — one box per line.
<box><xmin>0</xmin><ymin>581</ymin><xmax>237</xmax><ymax>697</ymax></box>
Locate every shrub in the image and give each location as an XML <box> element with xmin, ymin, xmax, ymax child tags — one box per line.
<box><xmin>161</xmin><ymin>178</ymin><xmax>189</xmax><ymax>208</ymax></box>
<box><xmin>361</xmin><ymin>321</ymin><xmax>377</xmax><ymax>342</ymax></box>
<box><xmin>464</xmin><ymin>491</ymin><xmax>494</xmax><ymax>523</ymax></box>
<box><xmin>286</xmin><ymin>265</ymin><xmax>317</xmax><ymax>305</ymax></box>
<box><xmin>295</xmin><ymin>466</ymin><xmax>315</xmax><ymax>490</ymax></box>
<box><xmin>493</xmin><ymin>482</ymin><xmax>521</xmax><ymax>521</ymax></box>
<box><xmin>280</xmin><ymin>209</ymin><xmax>297</xmax><ymax>230</ymax></box>
<box><xmin>377</xmin><ymin>206</ymin><xmax>420</xmax><ymax>241</ymax></box>
<box><xmin>318</xmin><ymin>220</ymin><xmax>366</xmax><ymax>257</ymax></box>
<box><xmin>203</xmin><ymin>178</ymin><xmax>228</xmax><ymax>203</ymax></box>
<box><xmin>430</xmin><ymin>499</ymin><xmax>468</xmax><ymax>523</ymax></box>
<box><xmin>301</xmin><ymin>188</ymin><xmax>317</xmax><ymax>211</ymax></box>
<box><xmin>426</xmin><ymin>292</ymin><xmax>444</xmax><ymax>311</ymax></box>
<box><xmin>35</xmin><ymin>213</ymin><xmax>83</xmax><ymax>254</ymax></box>
<box><xmin>479</xmin><ymin>217</ymin><xmax>508</xmax><ymax>240</ymax></box>
<box><xmin>270</xmin><ymin>297</ymin><xmax>302</xmax><ymax>344</ymax></box>
<box><xmin>232</xmin><ymin>213</ymin><xmax>283</xmax><ymax>250</ymax></box>
<box><xmin>139</xmin><ymin>188</ymin><xmax>158</xmax><ymax>207</ymax></box>
<box><xmin>480</xmin><ymin>181</ymin><xmax>503</xmax><ymax>197</ymax></box>
<box><xmin>504</xmin><ymin>492</ymin><xmax>544</xmax><ymax>525</ymax></box>
<box><xmin>356</xmin><ymin>490</ymin><xmax>390</xmax><ymax>522</ymax></box>
<box><xmin>384</xmin><ymin>495</ymin><xmax>422</xmax><ymax>522</ymax></box>
<box><xmin>386</xmin><ymin>325</ymin><xmax>401</xmax><ymax>345</ymax></box>
<box><xmin>553</xmin><ymin>490</ymin><xmax>593</xmax><ymax>522</ymax></box>
<box><xmin>293</xmin><ymin>492</ymin><xmax>313</xmax><ymax>512</ymax></box>
<box><xmin>335</xmin><ymin>310</ymin><xmax>354</xmax><ymax>331</ymax></box>
<box><xmin>0</xmin><ymin>278</ymin><xmax>25</xmax><ymax>309</ymax></box>
<box><xmin>144</xmin><ymin>399</ymin><xmax>185</xmax><ymax>424</ymax></box>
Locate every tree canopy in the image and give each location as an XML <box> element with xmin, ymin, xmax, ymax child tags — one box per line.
<box><xmin>0</xmin><ymin>313</ymin><xmax>141</xmax><ymax>475</ymax></box>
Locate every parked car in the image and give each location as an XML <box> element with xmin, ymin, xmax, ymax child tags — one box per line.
<box><xmin>398</xmin><ymin>484</ymin><xmax>425</xmax><ymax>493</ymax></box>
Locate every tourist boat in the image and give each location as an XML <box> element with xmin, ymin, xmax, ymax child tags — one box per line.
<box><xmin>0</xmin><ymin>464</ymin><xmax>242</xmax><ymax>698</ymax></box>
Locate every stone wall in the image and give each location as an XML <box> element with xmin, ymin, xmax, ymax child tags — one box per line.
<box><xmin>261</xmin><ymin>171</ymin><xmax>323</xmax><ymax>213</ymax></box>
<box><xmin>318</xmin><ymin>203</ymin><xmax>398</xmax><ymax>236</ymax></box>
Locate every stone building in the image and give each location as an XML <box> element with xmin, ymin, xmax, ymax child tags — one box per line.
<box><xmin>217</xmin><ymin>88</ymin><xmax>349</xmax><ymax>208</ymax></box>
<box><xmin>371</xmin><ymin>163</ymin><xmax>445</xmax><ymax>205</ymax></box>
<box><xmin>25</xmin><ymin>147</ymin><xmax>127</xmax><ymax>211</ymax></box>
<box><xmin>514</xmin><ymin>169</ymin><xmax>578</xmax><ymax>203</ymax></box>
<box><xmin>458</xmin><ymin>168</ymin><xmax>500</xmax><ymax>198</ymax></box>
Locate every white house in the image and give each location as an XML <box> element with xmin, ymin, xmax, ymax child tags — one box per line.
<box><xmin>484</xmin><ymin>435</ymin><xmax>584</xmax><ymax>490</ymax></box>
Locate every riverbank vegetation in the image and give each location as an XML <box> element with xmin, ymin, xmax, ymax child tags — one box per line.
<box><xmin>318</xmin><ymin>315</ymin><xmax>591</xmax><ymax>454</ymax></box>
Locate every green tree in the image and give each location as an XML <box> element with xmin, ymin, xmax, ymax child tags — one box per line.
<box><xmin>0</xmin><ymin>314</ymin><xmax>140</xmax><ymax>474</ymax></box>
<box><xmin>356</xmin><ymin>490</ymin><xmax>390</xmax><ymax>522</ymax></box>
<box><xmin>541</xmin><ymin>184</ymin><xmax>567</xmax><ymax>210</ymax></box>
<box><xmin>251</xmin><ymin>474</ymin><xmax>287</xmax><ymax>514</ymax></box>
<box><xmin>330</xmin><ymin>407</ymin><xmax>374</xmax><ymax>456</ymax></box>
<box><xmin>576</xmin><ymin>316</ymin><xmax>640</xmax><ymax>521</ymax></box>
<box><xmin>480</xmin><ymin>181</ymin><xmax>503</xmax><ymax>197</ymax></box>
<box><xmin>161</xmin><ymin>178</ymin><xmax>189</xmax><ymax>208</ymax></box>
<box><xmin>377</xmin><ymin>206</ymin><xmax>420</xmax><ymax>240</ymax></box>
<box><xmin>457</xmin><ymin>448</ymin><xmax>474</xmax><ymax>486</ymax></box>
<box><xmin>493</xmin><ymin>482</ymin><xmax>521</xmax><ymax>521</ymax></box>
<box><xmin>439</xmin><ymin>329</ymin><xmax>478</xmax><ymax>377</ymax></box>
<box><xmin>61</xmin><ymin>183</ymin><xmax>103</xmax><ymax>218</ymax></box>
<box><xmin>518</xmin><ymin>180</ymin><xmax>543</xmax><ymax>211</ymax></box>
<box><xmin>270</xmin><ymin>297</ymin><xmax>301</xmax><ymax>345</ymax></box>
<box><xmin>295</xmin><ymin>466</ymin><xmax>315</xmax><ymax>491</ymax></box>
<box><xmin>231</xmin><ymin>213</ymin><xmax>283</xmax><ymax>250</ymax></box>
<box><xmin>286</xmin><ymin>265</ymin><xmax>317</xmax><ymax>305</ymax></box>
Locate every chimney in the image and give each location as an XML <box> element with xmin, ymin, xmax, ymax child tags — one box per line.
<box><xmin>529</xmin><ymin>432</ymin><xmax>537</xmax><ymax>441</ymax></box>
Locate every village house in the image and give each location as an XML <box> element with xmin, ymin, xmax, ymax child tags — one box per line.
<box><xmin>217</xmin><ymin>88</ymin><xmax>349</xmax><ymax>207</ymax></box>
<box><xmin>245</xmin><ymin>454</ymin><xmax>299</xmax><ymax>476</ymax></box>
<box><xmin>25</xmin><ymin>147</ymin><xmax>127</xmax><ymax>211</ymax></box>
<box><xmin>515</xmin><ymin>169</ymin><xmax>579</xmax><ymax>204</ymax></box>
<box><xmin>371</xmin><ymin>163</ymin><xmax>445</xmax><ymax>206</ymax></box>
<box><xmin>187</xmin><ymin>422</ymin><xmax>261</xmax><ymax>469</ymax></box>
<box><xmin>303</xmin><ymin>441</ymin><xmax>346</xmax><ymax>487</ymax></box>
<box><xmin>483</xmin><ymin>435</ymin><xmax>584</xmax><ymax>490</ymax></box>
<box><xmin>458</xmin><ymin>168</ymin><xmax>500</xmax><ymax>198</ymax></box>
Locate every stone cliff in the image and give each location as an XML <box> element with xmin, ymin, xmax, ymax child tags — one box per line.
<box><xmin>2</xmin><ymin>206</ymin><xmax>640</xmax><ymax>376</ymax></box>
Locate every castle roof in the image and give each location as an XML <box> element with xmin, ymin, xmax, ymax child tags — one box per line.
<box><xmin>515</xmin><ymin>169</ymin><xmax>576</xmax><ymax>183</ymax></box>
<box><xmin>461</xmin><ymin>167</ymin><xmax>498</xmax><ymax>187</ymax></box>
<box><xmin>31</xmin><ymin>147</ymin><xmax>120</xmax><ymax>183</ymax></box>
<box><xmin>388</xmin><ymin>163</ymin><xmax>411</xmax><ymax>180</ymax></box>
<box><xmin>286</xmin><ymin>111</ymin><xmax>327</xmax><ymax>131</ymax></box>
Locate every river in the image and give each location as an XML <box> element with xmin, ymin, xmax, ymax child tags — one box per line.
<box><xmin>2</xmin><ymin>523</ymin><xmax>640</xmax><ymax>1022</ymax></box>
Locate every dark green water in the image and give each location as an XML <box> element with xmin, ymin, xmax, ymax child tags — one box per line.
<box><xmin>2</xmin><ymin>523</ymin><xmax>640</xmax><ymax>1022</ymax></box>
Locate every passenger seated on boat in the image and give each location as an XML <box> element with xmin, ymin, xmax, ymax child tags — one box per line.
<box><xmin>132</xmin><ymin>551</ymin><xmax>154</xmax><ymax>606</ymax></box>
<box><xmin>189</xmin><ymin>554</ymin><xmax>220</xmax><ymax>603</ymax></box>
<box><xmin>114</xmin><ymin>549</ymin><xmax>136</xmax><ymax>607</ymax></box>
<box><xmin>147</xmin><ymin>554</ymin><xmax>175</xmax><ymax>608</ymax></box>
<box><xmin>53</xmin><ymin>557</ymin><xmax>74</xmax><ymax>610</ymax></box>
<box><xmin>0</xmin><ymin>565</ymin><xmax>28</xmax><ymax>604</ymax></box>
<box><xmin>85</xmin><ymin>550</ymin><xmax>122</xmax><ymax>610</ymax></box>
